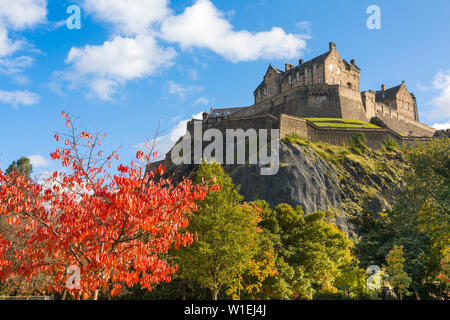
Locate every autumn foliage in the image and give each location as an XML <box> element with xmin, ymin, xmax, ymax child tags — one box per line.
<box><xmin>0</xmin><ymin>112</ymin><xmax>212</xmax><ymax>299</ymax></box>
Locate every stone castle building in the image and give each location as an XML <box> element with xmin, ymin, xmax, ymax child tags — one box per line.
<box><xmin>186</xmin><ymin>42</ymin><xmax>435</xmax><ymax>149</ymax></box>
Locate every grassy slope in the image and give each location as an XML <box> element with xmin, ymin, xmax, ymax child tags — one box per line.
<box><xmin>283</xmin><ymin>133</ymin><xmax>408</xmax><ymax>220</ymax></box>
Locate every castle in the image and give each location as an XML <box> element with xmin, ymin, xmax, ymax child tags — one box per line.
<box><xmin>186</xmin><ymin>42</ymin><xmax>436</xmax><ymax>149</ymax></box>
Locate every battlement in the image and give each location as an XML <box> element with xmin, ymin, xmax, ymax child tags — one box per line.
<box><xmin>187</xmin><ymin>41</ymin><xmax>435</xmax><ymax>152</ymax></box>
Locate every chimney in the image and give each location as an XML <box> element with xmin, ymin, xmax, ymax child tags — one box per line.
<box><xmin>329</xmin><ymin>41</ymin><xmax>336</xmax><ymax>51</ymax></box>
<box><xmin>299</xmin><ymin>59</ymin><xmax>304</xmax><ymax>65</ymax></box>
<box><xmin>350</xmin><ymin>59</ymin><xmax>355</xmax><ymax>65</ymax></box>
<box><xmin>285</xmin><ymin>63</ymin><xmax>294</xmax><ymax>72</ymax></box>
<box><xmin>381</xmin><ymin>84</ymin><xmax>386</xmax><ymax>91</ymax></box>
<box><xmin>401</xmin><ymin>80</ymin><xmax>405</xmax><ymax>85</ymax></box>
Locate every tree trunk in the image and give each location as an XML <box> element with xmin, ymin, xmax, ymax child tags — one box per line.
<box><xmin>411</xmin><ymin>282</ymin><xmax>421</xmax><ymax>300</ymax></box>
<box><xmin>61</xmin><ymin>290</ymin><xmax>67</xmax><ymax>300</ymax></box>
<box><xmin>93</xmin><ymin>289</ymin><xmax>99</xmax><ymax>300</ymax></box>
<box><xmin>212</xmin><ymin>288</ymin><xmax>218</xmax><ymax>300</ymax></box>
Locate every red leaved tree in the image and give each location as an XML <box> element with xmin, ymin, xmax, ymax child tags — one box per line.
<box><xmin>0</xmin><ymin>112</ymin><xmax>212</xmax><ymax>299</ymax></box>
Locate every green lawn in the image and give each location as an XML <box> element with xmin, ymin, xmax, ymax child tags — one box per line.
<box><xmin>304</xmin><ymin>118</ymin><xmax>380</xmax><ymax>129</ymax></box>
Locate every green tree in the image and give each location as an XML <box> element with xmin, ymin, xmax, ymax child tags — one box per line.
<box><xmin>177</xmin><ymin>161</ymin><xmax>271</xmax><ymax>300</ymax></box>
<box><xmin>384</xmin><ymin>245</ymin><xmax>412</xmax><ymax>300</ymax></box>
<box><xmin>354</xmin><ymin>138</ymin><xmax>450</xmax><ymax>299</ymax></box>
<box><xmin>257</xmin><ymin>202</ymin><xmax>356</xmax><ymax>299</ymax></box>
<box><xmin>5</xmin><ymin>157</ymin><xmax>33</xmax><ymax>178</ymax></box>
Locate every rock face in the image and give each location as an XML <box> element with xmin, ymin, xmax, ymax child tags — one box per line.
<box><xmin>158</xmin><ymin>139</ymin><xmax>407</xmax><ymax>237</ymax></box>
<box><xmin>226</xmin><ymin>142</ymin><xmax>341</xmax><ymax>214</ymax></box>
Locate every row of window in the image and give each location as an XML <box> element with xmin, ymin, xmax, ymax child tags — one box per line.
<box><xmin>258</xmin><ymin>77</ymin><xmax>351</xmax><ymax>99</ymax></box>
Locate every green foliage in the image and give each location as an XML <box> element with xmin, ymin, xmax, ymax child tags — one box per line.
<box><xmin>177</xmin><ymin>160</ymin><xmax>272</xmax><ymax>300</ymax></box>
<box><xmin>383</xmin><ymin>137</ymin><xmax>398</xmax><ymax>151</ymax></box>
<box><xmin>5</xmin><ymin>157</ymin><xmax>32</xmax><ymax>179</ymax></box>
<box><xmin>384</xmin><ymin>245</ymin><xmax>412</xmax><ymax>300</ymax></box>
<box><xmin>255</xmin><ymin>201</ymin><xmax>362</xmax><ymax>299</ymax></box>
<box><xmin>354</xmin><ymin>138</ymin><xmax>450</xmax><ymax>300</ymax></box>
<box><xmin>283</xmin><ymin>133</ymin><xmax>309</xmax><ymax>146</ymax></box>
<box><xmin>348</xmin><ymin>132</ymin><xmax>368</xmax><ymax>155</ymax></box>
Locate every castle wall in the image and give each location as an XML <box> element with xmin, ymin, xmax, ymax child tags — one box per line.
<box><xmin>277</xmin><ymin>114</ymin><xmax>432</xmax><ymax>149</ymax></box>
<box><xmin>337</xmin><ymin>86</ymin><xmax>369</xmax><ymax>122</ymax></box>
<box><xmin>373</xmin><ymin>104</ymin><xmax>435</xmax><ymax>137</ymax></box>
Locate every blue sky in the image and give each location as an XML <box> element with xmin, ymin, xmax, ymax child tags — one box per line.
<box><xmin>1</xmin><ymin>0</ymin><xmax>450</xmax><ymax>177</ymax></box>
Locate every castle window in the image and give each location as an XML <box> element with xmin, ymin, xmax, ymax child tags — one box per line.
<box><xmin>337</xmin><ymin>67</ymin><xmax>341</xmax><ymax>75</ymax></box>
<box><xmin>407</xmin><ymin>102</ymin><xmax>410</xmax><ymax>110</ymax></box>
<box><xmin>338</xmin><ymin>80</ymin><xmax>341</xmax><ymax>86</ymax></box>
<box><xmin>318</xmin><ymin>77</ymin><xmax>322</xmax><ymax>83</ymax></box>
<box><xmin>305</xmin><ymin>68</ymin><xmax>308</xmax><ymax>78</ymax></box>
<box><xmin>270</xmin><ymin>84</ymin><xmax>273</xmax><ymax>94</ymax></box>
<box><xmin>330</xmin><ymin>77</ymin><xmax>334</xmax><ymax>83</ymax></box>
<box><xmin>313</xmin><ymin>64</ymin><xmax>317</xmax><ymax>74</ymax></box>
<box><xmin>257</xmin><ymin>90</ymin><xmax>261</xmax><ymax>99</ymax></box>
<box><xmin>263</xmin><ymin>88</ymin><xmax>267</xmax><ymax>96</ymax></box>
<box><xmin>296</xmin><ymin>72</ymin><xmax>299</xmax><ymax>82</ymax></box>
<box><xmin>288</xmin><ymin>75</ymin><xmax>292</xmax><ymax>85</ymax></box>
<box><xmin>329</xmin><ymin>64</ymin><xmax>334</xmax><ymax>73</ymax></box>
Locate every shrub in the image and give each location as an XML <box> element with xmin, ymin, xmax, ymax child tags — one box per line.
<box><xmin>349</xmin><ymin>132</ymin><xmax>368</xmax><ymax>155</ymax></box>
<box><xmin>383</xmin><ymin>137</ymin><xmax>398</xmax><ymax>151</ymax></box>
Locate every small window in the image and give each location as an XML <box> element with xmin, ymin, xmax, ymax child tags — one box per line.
<box><xmin>264</xmin><ymin>88</ymin><xmax>267</xmax><ymax>96</ymax></box>
<box><xmin>338</xmin><ymin>80</ymin><xmax>341</xmax><ymax>86</ymax></box>
<box><xmin>329</xmin><ymin>64</ymin><xmax>334</xmax><ymax>73</ymax></box>
<box><xmin>296</xmin><ymin>72</ymin><xmax>299</xmax><ymax>82</ymax></box>
<box><xmin>313</xmin><ymin>64</ymin><xmax>317</xmax><ymax>74</ymax></box>
<box><xmin>337</xmin><ymin>67</ymin><xmax>341</xmax><ymax>75</ymax></box>
<box><xmin>330</xmin><ymin>77</ymin><xmax>334</xmax><ymax>83</ymax></box>
<box><xmin>288</xmin><ymin>75</ymin><xmax>292</xmax><ymax>85</ymax></box>
<box><xmin>305</xmin><ymin>69</ymin><xmax>308</xmax><ymax>78</ymax></box>
<box><xmin>318</xmin><ymin>77</ymin><xmax>322</xmax><ymax>83</ymax></box>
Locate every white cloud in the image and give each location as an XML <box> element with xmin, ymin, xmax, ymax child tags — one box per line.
<box><xmin>429</xmin><ymin>70</ymin><xmax>450</xmax><ymax>120</ymax></box>
<box><xmin>82</xmin><ymin>0</ymin><xmax>170</xmax><ymax>35</ymax></box>
<box><xmin>0</xmin><ymin>0</ymin><xmax>47</xmax><ymax>79</ymax></box>
<box><xmin>295</xmin><ymin>21</ymin><xmax>312</xmax><ymax>35</ymax></box>
<box><xmin>0</xmin><ymin>89</ymin><xmax>39</xmax><ymax>107</ymax></box>
<box><xmin>160</xmin><ymin>0</ymin><xmax>308</xmax><ymax>62</ymax></box>
<box><xmin>0</xmin><ymin>26</ymin><xmax>23</xmax><ymax>57</ymax></box>
<box><xmin>64</xmin><ymin>35</ymin><xmax>176</xmax><ymax>99</ymax></box>
<box><xmin>167</xmin><ymin>80</ymin><xmax>203</xmax><ymax>101</ymax></box>
<box><xmin>61</xmin><ymin>0</ymin><xmax>309</xmax><ymax>99</ymax></box>
<box><xmin>28</xmin><ymin>155</ymin><xmax>50</xmax><ymax>168</ymax></box>
<box><xmin>194</xmin><ymin>97</ymin><xmax>209</xmax><ymax>106</ymax></box>
<box><xmin>432</xmin><ymin>123</ymin><xmax>450</xmax><ymax>130</ymax></box>
<box><xmin>0</xmin><ymin>0</ymin><xmax>47</xmax><ymax>30</ymax></box>
<box><xmin>0</xmin><ymin>55</ymin><xmax>33</xmax><ymax>74</ymax></box>
<box><xmin>136</xmin><ymin>112</ymin><xmax>203</xmax><ymax>161</ymax></box>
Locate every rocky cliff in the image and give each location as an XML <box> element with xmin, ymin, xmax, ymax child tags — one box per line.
<box><xmin>157</xmin><ymin>136</ymin><xmax>409</xmax><ymax>237</ymax></box>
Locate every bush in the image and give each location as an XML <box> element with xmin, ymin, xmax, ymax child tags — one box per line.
<box><xmin>349</xmin><ymin>132</ymin><xmax>368</xmax><ymax>155</ymax></box>
<box><xmin>383</xmin><ymin>137</ymin><xmax>398</xmax><ymax>151</ymax></box>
